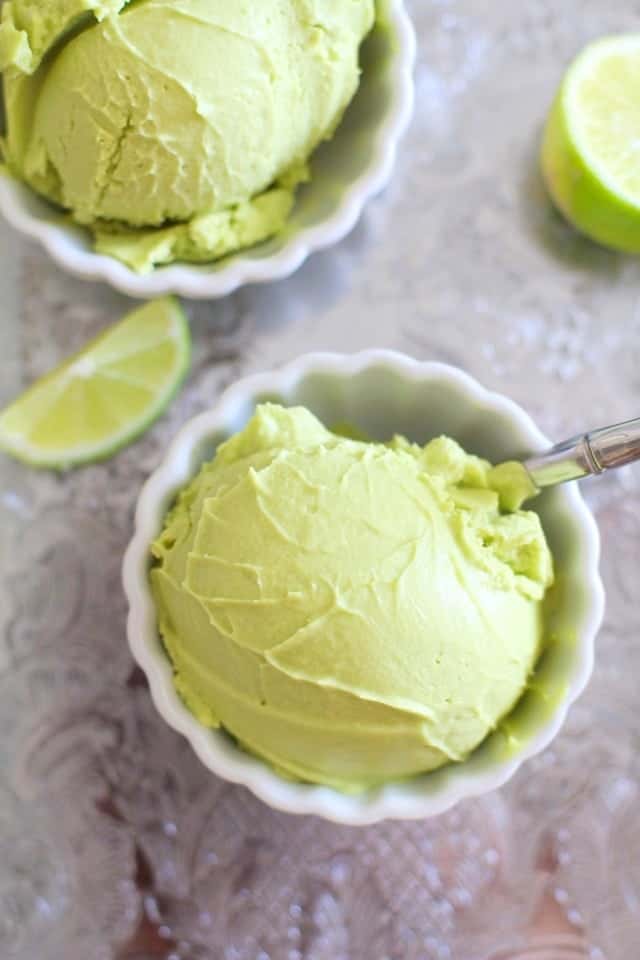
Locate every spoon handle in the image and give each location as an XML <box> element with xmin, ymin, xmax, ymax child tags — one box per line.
<box><xmin>523</xmin><ymin>417</ymin><xmax>640</xmax><ymax>490</ymax></box>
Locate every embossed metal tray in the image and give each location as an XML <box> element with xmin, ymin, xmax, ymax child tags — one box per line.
<box><xmin>1</xmin><ymin>2</ymin><xmax>639</xmax><ymax>958</ymax></box>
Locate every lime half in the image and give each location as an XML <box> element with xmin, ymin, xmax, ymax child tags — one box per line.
<box><xmin>541</xmin><ymin>34</ymin><xmax>640</xmax><ymax>252</ymax></box>
<box><xmin>0</xmin><ymin>297</ymin><xmax>191</xmax><ymax>469</ymax></box>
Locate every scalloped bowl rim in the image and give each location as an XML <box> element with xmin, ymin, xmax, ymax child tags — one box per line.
<box><xmin>0</xmin><ymin>0</ymin><xmax>416</xmax><ymax>300</ymax></box>
<box><xmin>123</xmin><ymin>351</ymin><xmax>605</xmax><ymax>825</ymax></box>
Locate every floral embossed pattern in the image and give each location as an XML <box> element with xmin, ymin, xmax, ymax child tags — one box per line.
<box><xmin>2</xmin><ymin>1</ymin><xmax>640</xmax><ymax>958</ymax></box>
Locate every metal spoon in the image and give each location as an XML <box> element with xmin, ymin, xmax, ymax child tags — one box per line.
<box><xmin>520</xmin><ymin>416</ymin><xmax>640</xmax><ymax>500</ymax></box>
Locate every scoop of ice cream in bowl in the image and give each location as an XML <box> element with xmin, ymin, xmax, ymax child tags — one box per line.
<box><xmin>123</xmin><ymin>351</ymin><xmax>604</xmax><ymax>824</ymax></box>
<box><xmin>0</xmin><ymin>0</ymin><xmax>415</xmax><ymax>297</ymax></box>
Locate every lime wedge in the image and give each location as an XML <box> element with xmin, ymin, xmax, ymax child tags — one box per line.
<box><xmin>541</xmin><ymin>34</ymin><xmax>640</xmax><ymax>252</ymax></box>
<box><xmin>0</xmin><ymin>297</ymin><xmax>191</xmax><ymax>469</ymax></box>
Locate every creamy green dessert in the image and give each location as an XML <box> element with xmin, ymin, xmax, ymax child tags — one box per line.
<box><xmin>150</xmin><ymin>404</ymin><xmax>554</xmax><ymax>792</ymax></box>
<box><xmin>0</xmin><ymin>0</ymin><xmax>374</xmax><ymax>271</ymax></box>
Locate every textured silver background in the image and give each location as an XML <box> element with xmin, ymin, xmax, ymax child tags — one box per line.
<box><xmin>2</xmin><ymin>2</ymin><xmax>640</xmax><ymax>958</ymax></box>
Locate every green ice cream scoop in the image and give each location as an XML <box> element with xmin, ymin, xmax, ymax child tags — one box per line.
<box><xmin>0</xmin><ymin>0</ymin><xmax>374</xmax><ymax>271</ymax></box>
<box><xmin>150</xmin><ymin>405</ymin><xmax>554</xmax><ymax>792</ymax></box>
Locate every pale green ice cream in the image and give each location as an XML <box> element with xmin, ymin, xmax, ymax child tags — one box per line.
<box><xmin>150</xmin><ymin>405</ymin><xmax>554</xmax><ymax>792</ymax></box>
<box><xmin>0</xmin><ymin>0</ymin><xmax>374</xmax><ymax>271</ymax></box>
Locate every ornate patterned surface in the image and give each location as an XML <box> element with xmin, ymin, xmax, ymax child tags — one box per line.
<box><xmin>1</xmin><ymin>1</ymin><xmax>640</xmax><ymax>957</ymax></box>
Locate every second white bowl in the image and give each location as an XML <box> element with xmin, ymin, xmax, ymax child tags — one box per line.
<box><xmin>0</xmin><ymin>0</ymin><xmax>415</xmax><ymax>300</ymax></box>
<box><xmin>123</xmin><ymin>351</ymin><xmax>604</xmax><ymax>825</ymax></box>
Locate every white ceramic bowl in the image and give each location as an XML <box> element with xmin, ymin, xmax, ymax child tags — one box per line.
<box><xmin>0</xmin><ymin>1</ymin><xmax>415</xmax><ymax>300</ymax></box>
<box><xmin>123</xmin><ymin>351</ymin><xmax>604</xmax><ymax>825</ymax></box>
